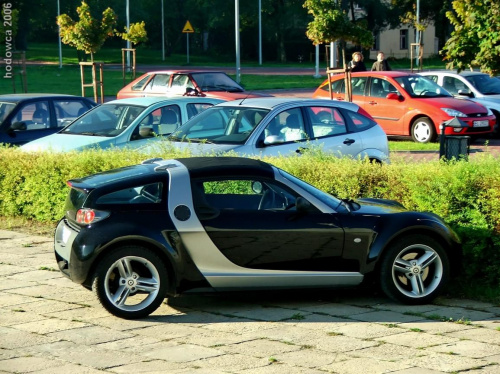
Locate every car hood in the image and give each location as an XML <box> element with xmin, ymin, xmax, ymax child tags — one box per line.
<box><xmin>355</xmin><ymin>198</ymin><xmax>407</xmax><ymax>214</ymax></box>
<box><xmin>475</xmin><ymin>96</ymin><xmax>500</xmax><ymax>107</ymax></box>
<box><xmin>420</xmin><ymin>97</ymin><xmax>486</xmax><ymax>113</ymax></box>
<box><xmin>20</xmin><ymin>133</ymin><xmax>112</xmax><ymax>152</ymax></box>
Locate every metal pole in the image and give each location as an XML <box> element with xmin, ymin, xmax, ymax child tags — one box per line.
<box><xmin>415</xmin><ymin>0</ymin><xmax>420</xmax><ymax>66</ymax></box>
<box><xmin>314</xmin><ymin>44</ymin><xmax>321</xmax><ymax>78</ymax></box>
<box><xmin>126</xmin><ymin>0</ymin><xmax>130</xmax><ymax>70</ymax></box>
<box><xmin>57</xmin><ymin>0</ymin><xmax>62</xmax><ymax>68</ymax></box>
<box><xmin>161</xmin><ymin>0</ymin><xmax>165</xmax><ymax>61</ymax></box>
<box><xmin>235</xmin><ymin>0</ymin><xmax>241</xmax><ymax>83</ymax></box>
<box><xmin>258</xmin><ymin>0</ymin><xmax>262</xmax><ymax>65</ymax></box>
<box><xmin>187</xmin><ymin>33</ymin><xmax>190</xmax><ymax>64</ymax></box>
<box><xmin>330</xmin><ymin>42</ymin><xmax>334</xmax><ymax>68</ymax></box>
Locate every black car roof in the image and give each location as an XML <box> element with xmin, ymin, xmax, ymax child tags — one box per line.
<box><xmin>69</xmin><ymin>157</ymin><xmax>275</xmax><ymax>190</ymax></box>
<box><xmin>177</xmin><ymin>157</ymin><xmax>275</xmax><ymax>179</ymax></box>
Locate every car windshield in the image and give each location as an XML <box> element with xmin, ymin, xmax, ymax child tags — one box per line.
<box><xmin>170</xmin><ymin>106</ymin><xmax>269</xmax><ymax>145</ymax></box>
<box><xmin>465</xmin><ymin>74</ymin><xmax>500</xmax><ymax>95</ymax></box>
<box><xmin>0</xmin><ymin>102</ymin><xmax>16</xmax><ymax>122</ymax></box>
<box><xmin>278</xmin><ymin>169</ymin><xmax>343</xmax><ymax>210</ymax></box>
<box><xmin>394</xmin><ymin>75</ymin><xmax>452</xmax><ymax>98</ymax></box>
<box><xmin>192</xmin><ymin>72</ymin><xmax>244</xmax><ymax>93</ymax></box>
<box><xmin>61</xmin><ymin>104</ymin><xmax>146</xmax><ymax>137</ymax></box>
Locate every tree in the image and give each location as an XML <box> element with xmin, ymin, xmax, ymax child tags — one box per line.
<box><xmin>303</xmin><ymin>0</ymin><xmax>373</xmax><ymax>66</ymax></box>
<box><xmin>116</xmin><ymin>21</ymin><xmax>148</xmax><ymax>47</ymax></box>
<box><xmin>441</xmin><ymin>0</ymin><xmax>500</xmax><ymax>75</ymax></box>
<box><xmin>57</xmin><ymin>1</ymin><xmax>117</xmax><ymax>61</ymax></box>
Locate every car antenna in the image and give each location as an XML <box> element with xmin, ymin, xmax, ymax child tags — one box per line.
<box><xmin>239</xmin><ymin>93</ymin><xmax>251</xmax><ymax>105</ymax></box>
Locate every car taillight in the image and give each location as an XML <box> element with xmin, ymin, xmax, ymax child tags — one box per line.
<box><xmin>75</xmin><ymin>209</ymin><xmax>110</xmax><ymax>225</ymax></box>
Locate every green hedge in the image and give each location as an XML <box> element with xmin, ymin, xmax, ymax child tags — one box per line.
<box><xmin>1</xmin><ymin>146</ymin><xmax>499</xmax><ymax>299</ymax></box>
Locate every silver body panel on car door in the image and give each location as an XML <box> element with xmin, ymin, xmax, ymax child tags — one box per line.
<box><xmin>161</xmin><ymin>159</ymin><xmax>363</xmax><ymax>289</ymax></box>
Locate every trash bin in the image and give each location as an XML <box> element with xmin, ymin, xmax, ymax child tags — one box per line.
<box><xmin>441</xmin><ymin>136</ymin><xmax>470</xmax><ymax>160</ymax></box>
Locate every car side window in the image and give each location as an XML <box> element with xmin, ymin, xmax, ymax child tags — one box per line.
<box><xmin>54</xmin><ymin>100</ymin><xmax>90</xmax><ymax>128</ymax></box>
<box><xmin>132</xmin><ymin>75</ymin><xmax>152</xmax><ymax>91</ymax></box>
<box><xmin>11</xmin><ymin>101</ymin><xmax>51</xmax><ymax>131</ymax></box>
<box><xmin>351</xmin><ymin>77</ymin><xmax>368</xmax><ymax>95</ymax></box>
<box><xmin>345</xmin><ymin>110</ymin><xmax>376</xmax><ymax>132</ymax></box>
<box><xmin>443</xmin><ymin>76</ymin><xmax>468</xmax><ymax>95</ymax></box>
<box><xmin>145</xmin><ymin>74</ymin><xmax>170</xmax><ymax>92</ymax></box>
<box><xmin>186</xmin><ymin>103</ymin><xmax>214</xmax><ymax>119</ymax></box>
<box><xmin>194</xmin><ymin>179</ymin><xmax>296</xmax><ymax>215</ymax></box>
<box><xmin>265</xmin><ymin>109</ymin><xmax>307</xmax><ymax>142</ymax></box>
<box><xmin>134</xmin><ymin>104</ymin><xmax>181</xmax><ymax>139</ymax></box>
<box><xmin>370</xmin><ymin>78</ymin><xmax>395</xmax><ymax>98</ymax></box>
<box><xmin>306</xmin><ymin>107</ymin><xmax>347</xmax><ymax>138</ymax></box>
<box><xmin>96</xmin><ymin>183</ymin><xmax>163</xmax><ymax>205</ymax></box>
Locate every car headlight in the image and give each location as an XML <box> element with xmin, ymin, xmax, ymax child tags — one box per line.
<box><xmin>441</xmin><ymin>108</ymin><xmax>467</xmax><ymax>117</ymax></box>
<box><xmin>486</xmin><ymin>107</ymin><xmax>493</xmax><ymax>116</ymax></box>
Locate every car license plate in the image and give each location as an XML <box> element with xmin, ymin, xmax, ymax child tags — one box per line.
<box><xmin>473</xmin><ymin>120</ymin><xmax>488</xmax><ymax>127</ymax></box>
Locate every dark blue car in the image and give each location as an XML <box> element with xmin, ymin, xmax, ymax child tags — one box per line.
<box><xmin>0</xmin><ymin>94</ymin><xmax>96</xmax><ymax>146</ymax></box>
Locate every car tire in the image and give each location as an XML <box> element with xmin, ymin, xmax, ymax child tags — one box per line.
<box><xmin>380</xmin><ymin>235</ymin><xmax>450</xmax><ymax>304</ymax></box>
<box><xmin>92</xmin><ymin>246</ymin><xmax>168</xmax><ymax>319</ymax></box>
<box><xmin>411</xmin><ymin>117</ymin><xmax>436</xmax><ymax>143</ymax></box>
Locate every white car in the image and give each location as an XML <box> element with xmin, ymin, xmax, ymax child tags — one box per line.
<box><xmin>420</xmin><ymin>71</ymin><xmax>500</xmax><ymax>134</ymax></box>
<box><xmin>144</xmin><ymin>98</ymin><xmax>390</xmax><ymax>163</ymax></box>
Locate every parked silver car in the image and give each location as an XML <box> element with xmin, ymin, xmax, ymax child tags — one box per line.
<box><xmin>420</xmin><ymin>71</ymin><xmax>500</xmax><ymax>133</ymax></box>
<box><xmin>145</xmin><ymin>98</ymin><xmax>389</xmax><ymax>162</ymax></box>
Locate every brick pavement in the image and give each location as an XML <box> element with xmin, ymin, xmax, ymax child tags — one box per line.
<box><xmin>1</xmin><ymin>229</ymin><xmax>499</xmax><ymax>373</ymax></box>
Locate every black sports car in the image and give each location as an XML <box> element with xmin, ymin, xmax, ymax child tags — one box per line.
<box><xmin>55</xmin><ymin>157</ymin><xmax>461</xmax><ymax>319</ymax></box>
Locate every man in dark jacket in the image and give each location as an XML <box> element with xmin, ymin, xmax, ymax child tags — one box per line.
<box><xmin>371</xmin><ymin>51</ymin><xmax>392</xmax><ymax>71</ymax></box>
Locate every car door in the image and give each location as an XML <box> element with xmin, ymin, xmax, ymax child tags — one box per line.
<box><xmin>194</xmin><ymin>178</ymin><xmax>345</xmax><ymax>272</ymax></box>
<box><xmin>1</xmin><ymin>100</ymin><xmax>56</xmax><ymax>146</ymax></box>
<box><xmin>360</xmin><ymin>77</ymin><xmax>407</xmax><ymax>135</ymax></box>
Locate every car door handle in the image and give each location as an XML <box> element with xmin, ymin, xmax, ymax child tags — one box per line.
<box><xmin>296</xmin><ymin>147</ymin><xmax>308</xmax><ymax>154</ymax></box>
<box><xmin>368</xmin><ymin>101</ymin><xmax>378</xmax><ymax>105</ymax></box>
<box><xmin>336</xmin><ymin>97</ymin><xmax>344</xmax><ymax>101</ymax></box>
<box><xmin>343</xmin><ymin>138</ymin><xmax>355</xmax><ymax>145</ymax></box>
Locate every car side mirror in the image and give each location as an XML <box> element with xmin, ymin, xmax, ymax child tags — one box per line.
<box><xmin>10</xmin><ymin>121</ymin><xmax>27</xmax><ymax>131</ymax></box>
<box><xmin>296</xmin><ymin>197</ymin><xmax>315</xmax><ymax>213</ymax></box>
<box><xmin>457</xmin><ymin>89</ymin><xmax>474</xmax><ymax>98</ymax></box>
<box><xmin>184</xmin><ymin>87</ymin><xmax>202</xmax><ymax>96</ymax></box>
<box><xmin>139</xmin><ymin>126</ymin><xmax>154</xmax><ymax>138</ymax></box>
<box><xmin>386</xmin><ymin>92</ymin><xmax>402</xmax><ymax>101</ymax></box>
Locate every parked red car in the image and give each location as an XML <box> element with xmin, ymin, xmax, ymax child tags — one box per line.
<box><xmin>313</xmin><ymin>71</ymin><xmax>495</xmax><ymax>143</ymax></box>
<box><xmin>117</xmin><ymin>70</ymin><xmax>269</xmax><ymax>101</ymax></box>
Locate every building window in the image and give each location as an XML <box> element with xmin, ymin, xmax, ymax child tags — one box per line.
<box><xmin>400</xmin><ymin>30</ymin><xmax>408</xmax><ymax>50</ymax></box>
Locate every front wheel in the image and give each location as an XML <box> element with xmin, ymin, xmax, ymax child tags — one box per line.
<box><xmin>380</xmin><ymin>235</ymin><xmax>450</xmax><ymax>304</ymax></box>
<box><xmin>92</xmin><ymin>246</ymin><xmax>168</xmax><ymax>319</ymax></box>
<box><xmin>411</xmin><ymin>117</ymin><xmax>436</xmax><ymax>143</ymax></box>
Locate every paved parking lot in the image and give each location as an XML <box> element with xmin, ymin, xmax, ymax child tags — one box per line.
<box><xmin>1</xmin><ymin>229</ymin><xmax>499</xmax><ymax>373</ymax></box>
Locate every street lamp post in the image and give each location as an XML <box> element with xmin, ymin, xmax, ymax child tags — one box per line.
<box><xmin>258</xmin><ymin>0</ymin><xmax>262</xmax><ymax>65</ymax></box>
<box><xmin>161</xmin><ymin>0</ymin><xmax>165</xmax><ymax>61</ymax></box>
<box><xmin>235</xmin><ymin>0</ymin><xmax>241</xmax><ymax>83</ymax></box>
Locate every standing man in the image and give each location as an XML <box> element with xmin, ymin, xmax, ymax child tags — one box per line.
<box><xmin>371</xmin><ymin>51</ymin><xmax>392</xmax><ymax>71</ymax></box>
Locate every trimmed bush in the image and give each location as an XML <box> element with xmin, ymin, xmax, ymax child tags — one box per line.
<box><xmin>1</xmin><ymin>146</ymin><xmax>499</xmax><ymax>298</ymax></box>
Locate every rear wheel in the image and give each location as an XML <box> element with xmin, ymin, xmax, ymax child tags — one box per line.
<box><xmin>92</xmin><ymin>246</ymin><xmax>168</xmax><ymax>319</ymax></box>
<box><xmin>380</xmin><ymin>235</ymin><xmax>450</xmax><ymax>304</ymax></box>
<box><xmin>411</xmin><ymin>117</ymin><xmax>436</xmax><ymax>143</ymax></box>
